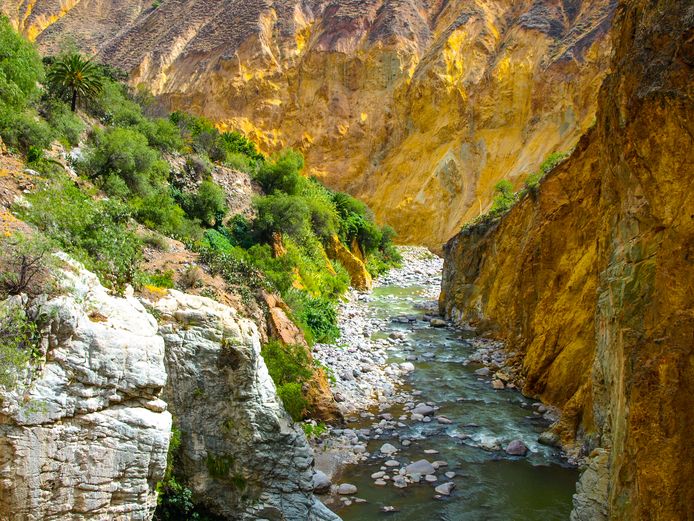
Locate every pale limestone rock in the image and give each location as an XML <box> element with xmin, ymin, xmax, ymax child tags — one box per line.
<box><xmin>0</xmin><ymin>257</ymin><xmax>171</xmax><ymax>520</ymax></box>
<box><xmin>150</xmin><ymin>290</ymin><xmax>339</xmax><ymax>521</ymax></box>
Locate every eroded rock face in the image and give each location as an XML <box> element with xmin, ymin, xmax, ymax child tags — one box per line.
<box><xmin>440</xmin><ymin>0</ymin><xmax>694</xmax><ymax>519</ymax></box>
<box><xmin>150</xmin><ymin>290</ymin><xmax>339</xmax><ymax>521</ymax></box>
<box><xmin>0</xmin><ymin>257</ymin><xmax>172</xmax><ymax>520</ymax></box>
<box><xmin>3</xmin><ymin>0</ymin><xmax>616</xmax><ymax>249</ymax></box>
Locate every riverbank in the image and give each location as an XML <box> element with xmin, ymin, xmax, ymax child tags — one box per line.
<box><xmin>308</xmin><ymin>247</ymin><xmax>576</xmax><ymax>518</ymax></box>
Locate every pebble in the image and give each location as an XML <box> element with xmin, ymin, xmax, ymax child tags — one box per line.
<box><xmin>385</xmin><ymin>460</ymin><xmax>400</xmax><ymax>467</ymax></box>
<box><xmin>424</xmin><ymin>474</ymin><xmax>438</xmax><ymax>482</ymax></box>
<box><xmin>380</xmin><ymin>443</ymin><xmax>398</xmax><ymax>455</ymax></box>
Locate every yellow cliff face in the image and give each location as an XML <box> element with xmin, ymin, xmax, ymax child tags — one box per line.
<box><xmin>4</xmin><ymin>0</ymin><xmax>617</xmax><ymax>249</ymax></box>
<box><xmin>440</xmin><ymin>0</ymin><xmax>694</xmax><ymax>518</ymax></box>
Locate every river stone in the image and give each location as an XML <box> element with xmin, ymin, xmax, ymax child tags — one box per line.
<box><xmin>312</xmin><ymin>470</ymin><xmax>332</xmax><ymax>494</ymax></box>
<box><xmin>371</xmin><ymin>471</ymin><xmax>385</xmax><ymax>479</ymax></box>
<box><xmin>430</xmin><ymin>318</ymin><xmax>447</xmax><ymax>327</ymax></box>
<box><xmin>492</xmin><ymin>379</ymin><xmax>505</xmax><ymax>390</ymax></box>
<box><xmin>337</xmin><ymin>483</ymin><xmax>358</xmax><ymax>495</ymax></box>
<box><xmin>505</xmin><ymin>439</ymin><xmax>529</xmax><ymax>456</ymax></box>
<box><xmin>406</xmin><ymin>460</ymin><xmax>436</xmax><ymax>475</ymax></box>
<box><xmin>385</xmin><ymin>460</ymin><xmax>400</xmax><ymax>467</ymax></box>
<box><xmin>374</xmin><ymin>479</ymin><xmax>387</xmax><ymax>486</ymax></box>
<box><xmin>538</xmin><ymin>431</ymin><xmax>560</xmax><ymax>447</ymax></box>
<box><xmin>425</xmin><ymin>474</ymin><xmax>438</xmax><ymax>482</ymax></box>
<box><xmin>412</xmin><ymin>405</ymin><xmax>435</xmax><ymax>416</ymax></box>
<box><xmin>434</xmin><ymin>482</ymin><xmax>456</xmax><ymax>495</ymax></box>
<box><xmin>474</xmin><ymin>367</ymin><xmax>490</xmax><ymax>376</ymax></box>
<box><xmin>380</xmin><ymin>443</ymin><xmax>398</xmax><ymax>455</ymax></box>
<box><xmin>400</xmin><ymin>362</ymin><xmax>415</xmax><ymax>372</ymax></box>
<box><xmin>445</xmin><ymin>471</ymin><xmax>456</xmax><ymax>479</ymax></box>
<box><xmin>381</xmin><ymin>506</ymin><xmax>400</xmax><ymax>513</ymax></box>
<box><xmin>437</xmin><ymin>416</ymin><xmax>452</xmax><ymax>424</ymax></box>
<box><xmin>392</xmin><ymin>476</ymin><xmax>407</xmax><ymax>488</ymax></box>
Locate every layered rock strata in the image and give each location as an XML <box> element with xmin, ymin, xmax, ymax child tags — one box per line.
<box><xmin>440</xmin><ymin>1</ymin><xmax>694</xmax><ymax>519</ymax></box>
<box><xmin>3</xmin><ymin>0</ymin><xmax>616</xmax><ymax>248</ymax></box>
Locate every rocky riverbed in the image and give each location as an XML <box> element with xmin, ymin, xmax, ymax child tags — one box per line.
<box><xmin>308</xmin><ymin>247</ymin><xmax>577</xmax><ymax>520</ymax></box>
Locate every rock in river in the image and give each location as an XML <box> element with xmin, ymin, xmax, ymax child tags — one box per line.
<box><xmin>406</xmin><ymin>459</ymin><xmax>436</xmax><ymax>475</ymax></box>
<box><xmin>337</xmin><ymin>483</ymin><xmax>358</xmax><ymax>495</ymax></box>
<box><xmin>505</xmin><ymin>439</ymin><xmax>529</xmax><ymax>456</ymax></box>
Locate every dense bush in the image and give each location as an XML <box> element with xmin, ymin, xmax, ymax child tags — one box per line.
<box><xmin>82</xmin><ymin>127</ymin><xmax>169</xmax><ymax>197</ymax></box>
<box><xmin>42</xmin><ymin>99</ymin><xmax>84</xmax><ymax>146</ymax></box>
<box><xmin>261</xmin><ymin>340</ymin><xmax>312</xmax><ymax>421</ymax></box>
<box><xmin>19</xmin><ymin>180</ymin><xmax>142</xmax><ymax>292</ymax></box>
<box><xmin>293</xmin><ymin>295</ymin><xmax>340</xmax><ymax>344</ymax></box>
<box><xmin>254</xmin><ymin>193</ymin><xmax>311</xmax><ymax>240</ymax></box>
<box><xmin>180</xmin><ymin>180</ymin><xmax>227</xmax><ymax>227</ymax></box>
<box><xmin>0</xmin><ymin>303</ymin><xmax>39</xmax><ymax>389</ymax></box>
<box><xmin>254</xmin><ymin>149</ymin><xmax>304</xmax><ymax>195</ymax></box>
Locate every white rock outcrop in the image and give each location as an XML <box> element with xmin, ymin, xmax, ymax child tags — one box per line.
<box><xmin>150</xmin><ymin>290</ymin><xmax>339</xmax><ymax>521</ymax></box>
<box><xmin>0</xmin><ymin>258</ymin><xmax>172</xmax><ymax>520</ymax></box>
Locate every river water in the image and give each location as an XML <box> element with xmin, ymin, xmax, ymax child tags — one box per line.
<box><xmin>320</xmin><ymin>253</ymin><xmax>577</xmax><ymax>521</ymax></box>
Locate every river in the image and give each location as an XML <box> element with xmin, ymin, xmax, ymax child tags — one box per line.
<box><xmin>312</xmin><ymin>248</ymin><xmax>577</xmax><ymax>521</ymax></box>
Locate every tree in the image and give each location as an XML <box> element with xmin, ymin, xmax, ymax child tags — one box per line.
<box><xmin>47</xmin><ymin>53</ymin><xmax>103</xmax><ymax>112</ymax></box>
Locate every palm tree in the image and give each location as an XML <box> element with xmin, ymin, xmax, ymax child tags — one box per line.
<box><xmin>47</xmin><ymin>53</ymin><xmax>103</xmax><ymax>112</ymax></box>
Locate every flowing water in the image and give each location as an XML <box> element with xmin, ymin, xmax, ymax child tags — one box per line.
<box><xmin>326</xmin><ymin>278</ymin><xmax>578</xmax><ymax>521</ymax></box>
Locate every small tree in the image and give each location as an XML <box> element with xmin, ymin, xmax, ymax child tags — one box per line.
<box><xmin>0</xmin><ymin>233</ymin><xmax>55</xmax><ymax>298</ymax></box>
<box><xmin>47</xmin><ymin>53</ymin><xmax>103</xmax><ymax>112</ymax></box>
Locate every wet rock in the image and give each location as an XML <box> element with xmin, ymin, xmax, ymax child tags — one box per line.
<box><xmin>492</xmin><ymin>379</ymin><xmax>505</xmax><ymax>390</ymax></box>
<box><xmin>380</xmin><ymin>443</ymin><xmax>398</xmax><ymax>455</ymax></box>
<box><xmin>337</xmin><ymin>483</ymin><xmax>358</xmax><ymax>495</ymax></box>
<box><xmin>538</xmin><ymin>431</ymin><xmax>560</xmax><ymax>447</ymax></box>
<box><xmin>374</xmin><ymin>479</ymin><xmax>387</xmax><ymax>486</ymax></box>
<box><xmin>435</xmin><ymin>482</ymin><xmax>455</xmax><ymax>495</ymax></box>
<box><xmin>312</xmin><ymin>470</ymin><xmax>331</xmax><ymax>494</ymax></box>
<box><xmin>474</xmin><ymin>367</ymin><xmax>490</xmax><ymax>376</ymax></box>
<box><xmin>406</xmin><ymin>460</ymin><xmax>436</xmax><ymax>475</ymax></box>
<box><xmin>385</xmin><ymin>460</ymin><xmax>400</xmax><ymax>467</ymax></box>
<box><xmin>381</xmin><ymin>506</ymin><xmax>400</xmax><ymax>513</ymax></box>
<box><xmin>505</xmin><ymin>439</ymin><xmax>529</xmax><ymax>456</ymax></box>
<box><xmin>371</xmin><ymin>471</ymin><xmax>385</xmax><ymax>479</ymax></box>
<box><xmin>425</xmin><ymin>474</ymin><xmax>438</xmax><ymax>482</ymax></box>
<box><xmin>400</xmin><ymin>362</ymin><xmax>415</xmax><ymax>372</ymax></box>
<box><xmin>412</xmin><ymin>405</ymin><xmax>435</xmax><ymax>416</ymax></box>
<box><xmin>430</xmin><ymin>318</ymin><xmax>447</xmax><ymax>327</ymax></box>
<box><xmin>437</xmin><ymin>416</ymin><xmax>452</xmax><ymax>424</ymax></box>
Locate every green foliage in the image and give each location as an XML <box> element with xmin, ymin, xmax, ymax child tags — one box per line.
<box><xmin>489</xmin><ymin>179</ymin><xmax>516</xmax><ymax>218</ymax></box>
<box><xmin>82</xmin><ymin>127</ymin><xmax>169</xmax><ymax>197</ymax></box>
<box><xmin>0</xmin><ymin>303</ymin><xmax>39</xmax><ymax>390</ymax></box>
<box><xmin>261</xmin><ymin>340</ymin><xmax>313</xmax><ymax>421</ymax></box>
<box><xmin>301</xmin><ymin>422</ymin><xmax>327</xmax><ymax>439</ymax></box>
<box><xmin>524</xmin><ymin>151</ymin><xmax>569</xmax><ymax>195</ymax></box>
<box><xmin>261</xmin><ymin>340</ymin><xmax>312</xmax><ymax>386</ymax></box>
<box><xmin>130</xmin><ymin>190</ymin><xmax>200</xmax><ymax>241</ymax></box>
<box><xmin>142</xmin><ymin>269</ymin><xmax>175</xmax><ymax>289</ymax></box>
<box><xmin>254</xmin><ymin>149</ymin><xmax>304</xmax><ymax>195</ymax></box>
<box><xmin>276</xmin><ymin>382</ymin><xmax>307</xmax><ymax>421</ymax></box>
<box><xmin>293</xmin><ymin>296</ymin><xmax>340</xmax><ymax>344</ymax></box>
<box><xmin>180</xmin><ymin>180</ymin><xmax>227</xmax><ymax>227</ymax></box>
<box><xmin>42</xmin><ymin>99</ymin><xmax>84</xmax><ymax>146</ymax></box>
<box><xmin>254</xmin><ymin>193</ymin><xmax>311</xmax><ymax>240</ymax></box>
<box><xmin>19</xmin><ymin>180</ymin><xmax>142</xmax><ymax>292</ymax></box>
<box><xmin>0</xmin><ymin>16</ymin><xmax>43</xmax><ymax>113</ymax></box>
<box><xmin>46</xmin><ymin>53</ymin><xmax>103</xmax><ymax>111</ymax></box>
<box><xmin>0</xmin><ymin>233</ymin><xmax>56</xmax><ymax>298</ymax></box>
<box><xmin>0</xmin><ymin>109</ymin><xmax>54</xmax><ymax>154</ymax></box>
<box><xmin>205</xmin><ymin>454</ymin><xmax>234</xmax><ymax>479</ymax></box>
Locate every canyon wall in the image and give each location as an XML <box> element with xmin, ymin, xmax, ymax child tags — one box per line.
<box><xmin>3</xmin><ymin>0</ymin><xmax>616</xmax><ymax>249</ymax></box>
<box><xmin>440</xmin><ymin>1</ymin><xmax>694</xmax><ymax>519</ymax></box>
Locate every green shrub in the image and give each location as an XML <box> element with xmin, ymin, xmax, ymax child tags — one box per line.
<box><xmin>142</xmin><ymin>270</ymin><xmax>175</xmax><ymax>289</ymax></box>
<box><xmin>254</xmin><ymin>149</ymin><xmax>304</xmax><ymax>195</ymax></box>
<box><xmin>0</xmin><ymin>233</ymin><xmax>56</xmax><ymax>298</ymax></box>
<box><xmin>130</xmin><ymin>190</ymin><xmax>199</xmax><ymax>240</ymax></box>
<box><xmin>221</xmin><ymin>215</ymin><xmax>257</xmax><ymax>249</ymax></box>
<box><xmin>82</xmin><ymin>127</ymin><xmax>169</xmax><ymax>197</ymax></box>
<box><xmin>139</xmin><ymin>117</ymin><xmax>184</xmax><ymax>152</ymax></box>
<box><xmin>261</xmin><ymin>340</ymin><xmax>312</xmax><ymax>386</ymax></box>
<box><xmin>276</xmin><ymin>382</ymin><xmax>307</xmax><ymax>421</ymax></box>
<box><xmin>181</xmin><ymin>180</ymin><xmax>227</xmax><ymax>227</ymax></box>
<box><xmin>42</xmin><ymin>99</ymin><xmax>84</xmax><ymax>146</ymax></box>
<box><xmin>225</xmin><ymin>151</ymin><xmax>256</xmax><ymax>174</ymax></box>
<box><xmin>0</xmin><ymin>303</ymin><xmax>39</xmax><ymax>389</ymax></box>
<box><xmin>489</xmin><ymin>179</ymin><xmax>516</xmax><ymax>217</ymax></box>
<box><xmin>254</xmin><ymin>193</ymin><xmax>311</xmax><ymax>240</ymax></box>
<box><xmin>293</xmin><ymin>295</ymin><xmax>340</xmax><ymax>344</ymax></box>
<box><xmin>301</xmin><ymin>422</ymin><xmax>327</xmax><ymax>439</ymax></box>
<box><xmin>19</xmin><ymin>180</ymin><xmax>142</xmax><ymax>292</ymax></box>
<box><xmin>0</xmin><ymin>16</ymin><xmax>43</xmax><ymax>113</ymax></box>
<box><xmin>0</xmin><ymin>109</ymin><xmax>55</xmax><ymax>154</ymax></box>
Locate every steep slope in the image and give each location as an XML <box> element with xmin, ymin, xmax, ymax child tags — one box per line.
<box><xmin>3</xmin><ymin>0</ymin><xmax>615</xmax><ymax>249</ymax></box>
<box><xmin>440</xmin><ymin>0</ymin><xmax>694</xmax><ymax>519</ymax></box>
